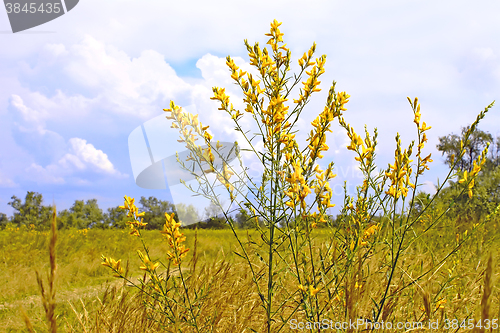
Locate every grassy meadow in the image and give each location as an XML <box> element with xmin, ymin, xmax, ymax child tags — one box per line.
<box><xmin>0</xmin><ymin>217</ymin><xmax>499</xmax><ymax>332</ymax></box>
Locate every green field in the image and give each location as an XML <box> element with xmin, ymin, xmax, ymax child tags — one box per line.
<box><xmin>1</xmin><ymin>222</ymin><xmax>498</xmax><ymax>332</ymax></box>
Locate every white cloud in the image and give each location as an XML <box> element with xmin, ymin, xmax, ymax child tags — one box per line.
<box><xmin>20</xmin><ymin>137</ymin><xmax>128</xmax><ymax>185</ymax></box>
<box><xmin>10</xmin><ymin>91</ymin><xmax>93</xmax><ymax>134</ymax></box>
<box><xmin>64</xmin><ymin>35</ymin><xmax>192</xmax><ymax>118</ymax></box>
<box><xmin>25</xmin><ymin>163</ymin><xmax>65</xmax><ymax>185</ymax></box>
<box><xmin>10</xmin><ymin>94</ymin><xmax>48</xmax><ymax>134</ymax></box>
<box><xmin>472</xmin><ymin>47</ymin><xmax>496</xmax><ymax>61</ymax></box>
<box><xmin>66</xmin><ymin>138</ymin><xmax>125</xmax><ymax>176</ymax></box>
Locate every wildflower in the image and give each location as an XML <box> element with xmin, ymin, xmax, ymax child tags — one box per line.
<box><xmin>118</xmin><ymin>195</ymin><xmax>148</xmax><ymax>236</ymax></box>
<box><xmin>309</xmin><ymin>285</ymin><xmax>320</xmax><ymax>296</ymax></box>
<box><xmin>161</xmin><ymin>212</ymin><xmax>189</xmax><ymax>266</ymax></box>
<box><xmin>458</xmin><ymin>144</ymin><xmax>488</xmax><ymax>198</ymax></box>
<box><xmin>435</xmin><ymin>298</ymin><xmax>446</xmax><ymax>310</ymax></box>
<box><xmin>101</xmin><ymin>255</ymin><xmax>124</xmax><ymax>277</ymax></box>
<box><xmin>137</xmin><ymin>250</ymin><xmax>160</xmax><ymax>271</ymax></box>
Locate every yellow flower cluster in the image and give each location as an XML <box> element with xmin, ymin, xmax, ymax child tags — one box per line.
<box><xmin>265</xmin><ymin>19</ymin><xmax>285</xmax><ymax>53</ymax></box>
<box><xmin>246</xmin><ymin>41</ymin><xmax>274</xmax><ymax>78</ymax></box>
<box><xmin>298</xmin><ymin>283</ymin><xmax>320</xmax><ymax>297</ymax></box>
<box><xmin>165</xmin><ymin>101</ymin><xmax>201</xmax><ymax>146</ymax></box>
<box><xmin>101</xmin><ymin>255</ymin><xmax>124</xmax><ymax>277</ymax></box>
<box><xmin>298</xmin><ymin>42</ymin><xmax>316</xmax><ymax>68</ymax></box>
<box><xmin>306</xmin><ymin>90</ymin><xmax>343</xmax><ymax>162</ymax></box>
<box><xmin>347</xmin><ymin>195</ymin><xmax>370</xmax><ymax>228</ymax></box>
<box><xmin>284</xmin><ymin>163</ymin><xmax>335</xmax><ymax>229</ymax></box>
<box><xmin>314</xmin><ymin>164</ymin><xmax>336</xmax><ymax>212</ymax></box>
<box><xmin>225</xmin><ymin>24</ymin><xmax>294</xmax><ymax>146</ymax></box>
<box><xmin>77</xmin><ymin>228</ymin><xmax>88</xmax><ymax>237</ymax></box>
<box><xmin>244</xmin><ymin>20</ymin><xmax>289</xmax><ymax>80</ymax></box>
<box><xmin>349</xmin><ymin>222</ymin><xmax>379</xmax><ymax>251</ymax></box>
<box><xmin>227</xmin><ymin>57</ymin><xmax>247</xmax><ymax>84</ymax></box>
<box><xmin>169</xmin><ymin>95</ymin><xmax>238</xmax><ymax>200</ymax></box>
<box><xmin>137</xmin><ymin>250</ymin><xmax>160</xmax><ymax>272</ymax></box>
<box><xmin>284</xmin><ymin>161</ymin><xmax>311</xmax><ymax>210</ymax></box>
<box><xmin>119</xmin><ymin>195</ymin><xmax>147</xmax><ymax>236</ymax></box>
<box><xmin>435</xmin><ymin>298</ymin><xmax>447</xmax><ymax>310</ymax></box>
<box><xmin>409</xmin><ymin>97</ymin><xmax>433</xmax><ymax>175</ymax></box>
<box><xmin>265</xmin><ymin>94</ymin><xmax>291</xmax><ymax>141</ymax></box>
<box><xmin>294</xmin><ymin>55</ymin><xmax>326</xmax><ymax>106</ymax></box>
<box><xmin>458</xmin><ymin>142</ymin><xmax>489</xmax><ymax>198</ymax></box>
<box><xmin>385</xmin><ymin>134</ymin><xmax>415</xmax><ymax>199</ymax></box>
<box><xmin>164</xmin><ymin>101</ymin><xmax>216</xmax><ymax>174</ymax></box>
<box><xmin>339</xmin><ymin>115</ymin><xmax>374</xmax><ymax>166</ymax></box>
<box><xmin>360</xmin><ymin>223</ymin><xmax>379</xmax><ymax>246</ymax></box>
<box><xmin>217</xmin><ymin>161</ymin><xmax>236</xmax><ymax>201</ymax></box>
<box><xmin>160</xmin><ymin>212</ymin><xmax>189</xmax><ymax>266</ymax></box>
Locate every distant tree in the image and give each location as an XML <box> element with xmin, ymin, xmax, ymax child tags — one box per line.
<box><xmin>8</xmin><ymin>191</ymin><xmax>53</xmax><ymax>229</ymax></box>
<box><xmin>437</xmin><ymin>126</ymin><xmax>495</xmax><ymax>172</ymax></box>
<box><xmin>139</xmin><ymin>196</ymin><xmax>177</xmax><ymax>230</ymax></box>
<box><xmin>203</xmin><ymin>200</ymin><xmax>223</xmax><ymax>220</ymax></box>
<box><xmin>203</xmin><ymin>201</ymin><xmax>229</xmax><ymax>229</ymax></box>
<box><xmin>0</xmin><ymin>212</ymin><xmax>9</xmax><ymax>229</ymax></box>
<box><xmin>443</xmin><ymin>167</ymin><xmax>500</xmax><ymax>227</ymax></box>
<box><xmin>175</xmin><ymin>203</ymin><xmax>200</xmax><ymax>226</ymax></box>
<box><xmin>419</xmin><ymin>131</ymin><xmax>500</xmax><ymax>233</ymax></box>
<box><xmin>57</xmin><ymin>199</ymin><xmax>106</xmax><ymax>229</ymax></box>
<box><xmin>484</xmin><ymin>134</ymin><xmax>500</xmax><ymax>171</ymax></box>
<box><xmin>104</xmin><ymin>206</ymin><xmax>129</xmax><ymax>229</ymax></box>
<box><xmin>235</xmin><ymin>208</ymin><xmax>253</xmax><ymax>229</ymax></box>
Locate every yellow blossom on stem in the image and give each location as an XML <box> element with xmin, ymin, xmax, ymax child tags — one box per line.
<box><xmin>160</xmin><ymin>212</ymin><xmax>189</xmax><ymax>266</ymax></box>
<box><xmin>309</xmin><ymin>285</ymin><xmax>320</xmax><ymax>296</ymax></box>
<box><xmin>137</xmin><ymin>250</ymin><xmax>160</xmax><ymax>271</ymax></box>
<box><xmin>101</xmin><ymin>255</ymin><xmax>124</xmax><ymax>277</ymax></box>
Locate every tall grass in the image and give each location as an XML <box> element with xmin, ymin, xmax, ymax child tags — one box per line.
<box><xmin>0</xmin><ymin>218</ymin><xmax>497</xmax><ymax>331</ymax></box>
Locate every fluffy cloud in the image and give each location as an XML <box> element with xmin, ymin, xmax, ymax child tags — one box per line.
<box><xmin>22</xmin><ymin>138</ymin><xmax>127</xmax><ymax>185</ymax></box>
<box><xmin>64</xmin><ymin>138</ymin><xmax>125</xmax><ymax>176</ymax></box>
<box><xmin>63</xmin><ymin>35</ymin><xmax>193</xmax><ymax>118</ymax></box>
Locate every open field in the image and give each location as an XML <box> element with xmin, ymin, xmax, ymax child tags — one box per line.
<box><xmin>1</xmin><ymin>222</ymin><xmax>499</xmax><ymax>332</ymax></box>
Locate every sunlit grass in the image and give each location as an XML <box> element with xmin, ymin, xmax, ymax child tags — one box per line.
<box><xmin>1</xmin><ymin>222</ymin><xmax>498</xmax><ymax>331</ymax></box>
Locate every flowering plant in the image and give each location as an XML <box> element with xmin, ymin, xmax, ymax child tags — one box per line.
<box><xmin>102</xmin><ymin>20</ymin><xmax>495</xmax><ymax>332</ymax></box>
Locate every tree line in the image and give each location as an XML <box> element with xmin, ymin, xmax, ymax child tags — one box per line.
<box><xmin>0</xmin><ymin>193</ymin><xmax>264</xmax><ymax>230</ymax></box>
<box><xmin>1</xmin><ymin>127</ymin><xmax>498</xmax><ymax>231</ymax></box>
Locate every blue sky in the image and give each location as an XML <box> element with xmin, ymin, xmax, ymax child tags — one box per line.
<box><xmin>0</xmin><ymin>0</ymin><xmax>499</xmax><ymax>220</ymax></box>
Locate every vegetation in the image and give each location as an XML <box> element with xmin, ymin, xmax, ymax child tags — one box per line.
<box><xmin>1</xmin><ymin>20</ymin><xmax>499</xmax><ymax>332</ymax></box>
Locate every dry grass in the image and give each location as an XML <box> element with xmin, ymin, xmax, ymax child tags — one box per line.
<box><xmin>1</xmin><ymin>222</ymin><xmax>499</xmax><ymax>332</ymax></box>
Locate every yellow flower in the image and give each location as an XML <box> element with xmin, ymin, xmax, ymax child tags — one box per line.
<box><xmin>436</xmin><ymin>299</ymin><xmax>446</xmax><ymax>310</ymax></box>
<box><xmin>101</xmin><ymin>255</ymin><xmax>124</xmax><ymax>277</ymax></box>
<box><xmin>298</xmin><ymin>284</ymin><xmax>308</xmax><ymax>293</ymax></box>
<box><xmin>309</xmin><ymin>285</ymin><xmax>320</xmax><ymax>296</ymax></box>
<box><xmin>138</xmin><ymin>250</ymin><xmax>160</xmax><ymax>271</ymax></box>
<box><xmin>202</xmin><ymin>147</ymin><xmax>215</xmax><ymax>164</ymax></box>
<box><xmin>160</xmin><ymin>212</ymin><xmax>189</xmax><ymax>266</ymax></box>
<box><xmin>459</xmin><ymin>170</ymin><xmax>468</xmax><ymax>184</ymax></box>
<box><xmin>204</xmin><ymin>131</ymin><xmax>213</xmax><ymax>141</ymax></box>
<box><xmin>420</xmin><ymin>122</ymin><xmax>431</xmax><ymax>131</ymax></box>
